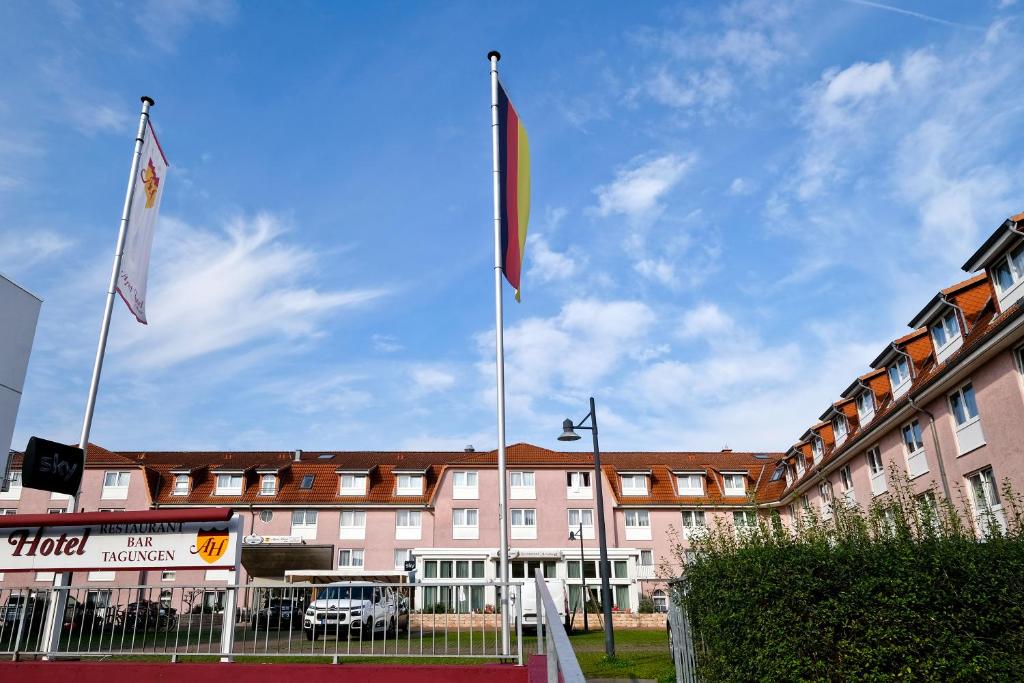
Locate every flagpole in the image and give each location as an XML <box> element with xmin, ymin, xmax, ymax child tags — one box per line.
<box><xmin>76</xmin><ymin>95</ymin><xmax>154</xmax><ymax>489</ymax></box>
<box><xmin>488</xmin><ymin>49</ymin><xmax>511</xmax><ymax>655</ymax></box>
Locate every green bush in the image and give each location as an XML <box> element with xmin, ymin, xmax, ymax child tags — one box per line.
<box><xmin>637</xmin><ymin>594</ymin><xmax>655</xmax><ymax>614</ymax></box>
<box><xmin>676</xmin><ymin>473</ymin><xmax>1024</xmax><ymax>682</ymax></box>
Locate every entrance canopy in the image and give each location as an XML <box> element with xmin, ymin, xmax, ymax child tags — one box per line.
<box><xmin>284</xmin><ymin>570</ymin><xmax>408</xmax><ymax>585</ymax></box>
<box><xmin>241</xmin><ymin>544</ymin><xmax>334</xmax><ymax>579</ymax></box>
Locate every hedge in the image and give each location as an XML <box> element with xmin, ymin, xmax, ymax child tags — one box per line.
<box><xmin>675</xmin><ymin>473</ymin><xmax>1024</xmax><ymax>682</ymax></box>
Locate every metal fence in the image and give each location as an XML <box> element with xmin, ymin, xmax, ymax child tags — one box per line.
<box><xmin>666</xmin><ymin>581</ymin><xmax>699</xmax><ymax>683</ymax></box>
<box><xmin>0</xmin><ymin>581</ymin><xmax>523</xmax><ymax>663</ymax></box>
<box><xmin>532</xmin><ymin>569</ymin><xmax>584</xmax><ymax>683</ymax></box>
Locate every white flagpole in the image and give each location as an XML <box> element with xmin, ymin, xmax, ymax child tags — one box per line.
<box><xmin>487</xmin><ymin>50</ymin><xmax>511</xmax><ymax>655</ymax></box>
<box><xmin>76</xmin><ymin>95</ymin><xmax>154</xmax><ymax>489</ymax></box>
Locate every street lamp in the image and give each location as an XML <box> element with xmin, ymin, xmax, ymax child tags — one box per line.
<box><xmin>568</xmin><ymin>523</ymin><xmax>588</xmax><ymax>633</ymax></box>
<box><xmin>558</xmin><ymin>396</ymin><xmax>615</xmax><ymax>658</ymax></box>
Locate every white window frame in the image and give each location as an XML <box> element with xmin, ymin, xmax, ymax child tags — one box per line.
<box><xmin>566</xmin><ymin>471</ymin><xmax>593</xmax><ymax>499</ymax></box>
<box><xmin>101</xmin><ymin>471</ymin><xmax>131</xmax><ymax>500</ymax></box>
<box><xmin>452</xmin><ymin>471</ymin><xmax>479</xmax><ymax>499</ymax></box>
<box><xmin>510</xmin><ymin>508</ymin><xmax>537</xmax><ymax>539</ymax></box>
<box><xmin>624</xmin><ymin>509</ymin><xmax>652</xmax><ymax>540</ymax></box>
<box><xmin>681</xmin><ymin>509</ymin><xmax>707</xmax><ymax>540</ymax></box>
<box><xmin>161</xmin><ymin>570</ymin><xmax>176</xmax><ymax>582</ymax></box>
<box><xmin>172</xmin><ymin>474</ymin><xmax>190</xmax><ymax>496</ymax></box>
<box><xmin>931</xmin><ymin>309</ymin><xmax>963</xmax><ymax>362</ymax></box>
<box><xmin>338</xmin><ymin>548</ymin><xmax>365</xmax><ymax>568</ymax></box>
<box><xmin>290</xmin><ymin>509</ymin><xmax>318</xmax><ymax>539</ymax></box>
<box><xmin>259</xmin><ymin>474</ymin><xmax>276</xmax><ymax>496</ymax></box>
<box><xmin>214</xmin><ymin>473</ymin><xmax>243</xmax><ymax>496</ymax></box>
<box><xmin>839</xmin><ymin>465</ymin><xmax>855</xmax><ymax>504</ymax></box>
<box><xmin>833</xmin><ymin>415</ymin><xmax>848</xmax><ymax>446</ymax></box>
<box><xmin>818</xmin><ymin>481</ymin><xmax>833</xmax><ymax>518</ymax></box>
<box><xmin>339</xmin><ymin>510</ymin><xmax>367</xmax><ymax>539</ymax></box>
<box><xmin>567</xmin><ymin>508</ymin><xmax>594</xmax><ymax>539</ymax></box>
<box><xmin>866</xmin><ymin>446</ymin><xmax>887</xmax><ymax>496</ymax></box>
<box><xmin>902</xmin><ymin>420</ymin><xmax>928</xmax><ymax>478</ymax></box>
<box><xmin>856</xmin><ymin>390</ymin><xmax>875</xmax><ymax>425</ymax></box>
<box><xmin>395</xmin><ymin>474</ymin><xmax>424</xmax><ymax>496</ymax></box>
<box><xmin>452</xmin><ymin>508</ymin><xmax>479</xmax><ymax>539</ymax></box>
<box><xmin>889</xmin><ymin>356</ymin><xmax>912</xmax><ymax>398</ymax></box>
<box><xmin>509</xmin><ymin>471</ymin><xmax>535</xmax><ymax>499</ymax></box>
<box><xmin>620</xmin><ymin>474</ymin><xmax>648</xmax><ymax>495</ymax></box>
<box><xmin>675</xmin><ymin>473</ymin><xmax>704</xmax><ymax>496</ymax></box>
<box><xmin>795</xmin><ymin>452</ymin><xmax>806</xmax><ymax>478</ymax></box>
<box><xmin>811</xmin><ymin>436</ymin><xmax>824</xmax><ymax>464</ymax></box>
<box><xmin>732</xmin><ymin>510</ymin><xmax>757</xmax><ymax>537</ymax></box>
<box><xmin>722</xmin><ymin>473</ymin><xmax>746</xmax><ymax>497</ymax></box>
<box><xmin>339</xmin><ymin>473</ymin><xmax>368</xmax><ymax>496</ymax></box>
<box><xmin>967</xmin><ymin>467</ymin><xmax>1007</xmax><ymax>537</ymax></box>
<box><xmin>396</xmin><ymin>509</ymin><xmax>422</xmax><ymax>540</ymax></box>
<box><xmin>0</xmin><ymin>470</ymin><xmax>21</xmax><ymax>500</ymax></box>
<box><xmin>992</xmin><ymin>240</ymin><xmax>1024</xmax><ymax>308</ymax></box>
<box><xmin>394</xmin><ymin>548</ymin><xmax>413</xmax><ymax>571</ymax></box>
<box><xmin>949</xmin><ymin>381</ymin><xmax>985</xmax><ymax>455</ymax></box>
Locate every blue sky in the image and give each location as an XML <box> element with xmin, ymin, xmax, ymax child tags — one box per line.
<box><xmin>2</xmin><ymin>0</ymin><xmax>1023</xmax><ymax>454</ymax></box>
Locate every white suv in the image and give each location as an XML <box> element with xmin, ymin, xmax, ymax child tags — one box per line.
<box><xmin>303</xmin><ymin>582</ymin><xmax>407</xmax><ymax>640</ymax></box>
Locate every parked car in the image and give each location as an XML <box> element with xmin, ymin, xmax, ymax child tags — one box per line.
<box><xmin>1</xmin><ymin>593</ymin><xmax>84</xmax><ymax>634</ymax></box>
<box><xmin>250</xmin><ymin>598</ymin><xmax>302</xmax><ymax>630</ymax></box>
<box><xmin>302</xmin><ymin>582</ymin><xmax>408</xmax><ymax>640</ymax></box>
<box><xmin>120</xmin><ymin>600</ymin><xmax>178</xmax><ymax>631</ymax></box>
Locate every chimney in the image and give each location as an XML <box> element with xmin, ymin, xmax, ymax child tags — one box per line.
<box><xmin>464</xmin><ymin>445</ymin><xmax>475</xmax><ymax>452</ymax></box>
<box><xmin>721</xmin><ymin>445</ymin><xmax>732</xmax><ymax>452</ymax></box>
<box><xmin>294</xmin><ymin>449</ymin><xmax>302</xmax><ymax>462</ymax></box>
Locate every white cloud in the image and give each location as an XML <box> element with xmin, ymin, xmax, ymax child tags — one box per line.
<box><xmin>371</xmin><ymin>334</ymin><xmax>402</xmax><ymax>353</ymax></box>
<box><xmin>729</xmin><ymin>177</ymin><xmax>755</xmax><ymax>195</ymax></box>
<box><xmin>111</xmin><ymin>213</ymin><xmax>388</xmax><ymax>368</ymax></box>
<box><xmin>593</xmin><ymin>154</ymin><xmax>694</xmax><ymax>220</ymax></box>
<box><xmin>137</xmin><ymin>0</ymin><xmax>236</xmax><ymax>52</ymax></box>
<box><xmin>0</xmin><ymin>230</ymin><xmax>74</xmax><ymax>274</ymax></box>
<box><xmin>411</xmin><ymin>366</ymin><xmax>456</xmax><ymax>394</ymax></box>
<box><xmin>645</xmin><ymin>68</ymin><xmax>735</xmax><ymax>110</ymax></box>
<box><xmin>633</xmin><ymin>258</ymin><xmax>677</xmax><ymax>288</ymax></box>
<box><xmin>527</xmin><ymin>233</ymin><xmax>580</xmax><ymax>283</ymax></box>
<box><xmin>678</xmin><ymin>303</ymin><xmax>734</xmax><ymax>339</ymax></box>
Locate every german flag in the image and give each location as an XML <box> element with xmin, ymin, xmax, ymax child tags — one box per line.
<box><xmin>497</xmin><ymin>81</ymin><xmax>530</xmax><ymax>301</ymax></box>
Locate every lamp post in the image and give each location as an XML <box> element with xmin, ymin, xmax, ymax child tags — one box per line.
<box><xmin>558</xmin><ymin>396</ymin><xmax>615</xmax><ymax>658</ymax></box>
<box><xmin>568</xmin><ymin>523</ymin><xmax>588</xmax><ymax>633</ymax></box>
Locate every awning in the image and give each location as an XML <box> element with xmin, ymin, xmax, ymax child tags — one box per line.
<box><xmin>241</xmin><ymin>544</ymin><xmax>334</xmax><ymax>579</ymax></box>
<box><xmin>283</xmin><ymin>570</ymin><xmax>409</xmax><ymax>585</ymax></box>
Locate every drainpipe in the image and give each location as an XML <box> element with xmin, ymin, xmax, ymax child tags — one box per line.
<box><xmin>908</xmin><ymin>396</ymin><xmax>952</xmax><ymax>501</ymax></box>
<box><xmin>1009</xmin><ymin>218</ymin><xmax>1024</xmax><ymax>236</ymax></box>
<box><xmin>940</xmin><ymin>294</ymin><xmax>972</xmax><ymax>335</ymax></box>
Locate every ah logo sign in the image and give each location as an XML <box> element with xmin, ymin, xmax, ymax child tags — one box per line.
<box><xmin>22</xmin><ymin>437</ymin><xmax>84</xmax><ymax>497</ymax></box>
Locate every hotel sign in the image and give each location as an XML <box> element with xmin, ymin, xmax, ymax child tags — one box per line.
<box><xmin>0</xmin><ymin>510</ymin><xmax>242</xmax><ymax>572</ymax></box>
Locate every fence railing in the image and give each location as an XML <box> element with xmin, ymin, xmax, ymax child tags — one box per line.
<box><xmin>0</xmin><ymin>581</ymin><xmax>523</xmax><ymax>664</ymax></box>
<box><xmin>666</xmin><ymin>580</ymin><xmax>699</xmax><ymax>683</ymax></box>
<box><xmin>532</xmin><ymin>569</ymin><xmax>584</xmax><ymax>683</ymax></box>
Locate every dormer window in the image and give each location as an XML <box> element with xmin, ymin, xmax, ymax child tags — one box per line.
<box><xmin>215</xmin><ymin>473</ymin><xmax>243</xmax><ymax>496</ymax></box>
<box><xmin>172</xmin><ymin>475</ymin><xmax>190</xmax><ymax>496</ymax></box>
<box><xmin>396</xmin><ymin>474</ymin><xmax>423</xmax><ymax>496</ymax></box>
<box><xmin>299</xmin><ymin>474</ymin><xmax>315</xmax><ymax>490</ymax></box>
<box><xmin>722</xmin><ymin>473</ymin><xmax>746</xmax><ymax>496</ymax></box>
<box><xmin>888</xmin><ymin>356</ymin><xmax>912</xmax><ymax>398</ymax></box>
<box><xmin>795</xmin><ymin>453</ymin><xmax>806</xmax><ymax>478</ymax></box>
<box><xmin>811</xmin><ymin>436</ymin><xmax>824</xmax><ymax>464</ymax></box>
<box><xmin>675</xmin><ymin>473</ymin><xmax>704</xmax><ymax>496</ymax></box>
<box><xmin>832</xmin><ymin>415</ymin><xmax>848</xmax><ymax>447</ymax></box>
<box><xmin>856</xmin><ymin>390</ymin><xmax>875</xmax><ymax>425</ymax></box>
<box><xmin>992</xmin><ymin>241</ymin><xmax>1024</xmax><ymax>308</ymax></box>
<box><xmin>621</xmin><ymin>474</ymin><xmax>648</xmax><ymax>495</ymax></box>
<box><xmin>339</xmin><ymin>473</ymin><xmax>368</xmax><ymax>496</ymax></box>
<box><xmin>931</xmin><ymin>310</ymin><xmax>963</xmax><ymax>363</ymax></box>
<box><xmin>259</xmin><ymin>474</ymin><xmax>276</xmax><ymax>496</ymax></box>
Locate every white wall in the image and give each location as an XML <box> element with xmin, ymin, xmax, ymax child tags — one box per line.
<box><xmin>0</xmin><ymin>274</ymin><xmax>42</xmax><ymax>485</ymax></box>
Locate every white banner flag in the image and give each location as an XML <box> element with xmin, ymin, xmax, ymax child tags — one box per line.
<box><xmin>116</xmin><ymin>119</ymin><xmax>167</xmax><ymax>324</ymax></box>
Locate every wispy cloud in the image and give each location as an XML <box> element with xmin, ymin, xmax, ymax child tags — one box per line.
<box><xmin>840</xmin><ymin>0</ymin><xmax>983</xmax><ymax>30</ymax></box>
<box><xmin>136</xmin><ymin>0</ymin><xmax>237</xmax><ymax>53</ymax></box>
<box><xmin>593</xmin><ymin>154</ymin><xmax>695</xmax><ymax>221</ymax></box>
<box><xmin>0</xmin><ymin>230</ymin><xmax>74</xmax><ymax>274</ymax></box>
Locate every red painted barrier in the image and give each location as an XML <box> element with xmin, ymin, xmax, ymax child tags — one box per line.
<box><xmin>0</xmin><ymin>661</ymin><xmax>533</xmax><ymax>683</ymax></box>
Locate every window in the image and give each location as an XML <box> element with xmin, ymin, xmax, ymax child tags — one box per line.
<box><xmin>620</xmin><ymin>474</ymin><xmax>648</xmax><ymax>495</ymax></box>
<box><xmin>567</xmin><ymin>560</ymin><xmax>597</xmax><ymax>579</ymax></box>
<box><xmin>795</xmin><ymin>452</ymin><xmax>806</xmax><ymax>478</ymax></box>
<box><xmin>733</xmin><ymin>510</ymin><xmax>757</xmax><ymax>531</ymax></box>
<box><xmin>338</xmin><ymin>549</ymin><xmax>365</xmax><ymax>568</ymax></box>
<box><xmin>639</xmin><ymin>549</ymin><xmax>654</xmax><ymax>567</ymax></box>
<box><xmin>47</xmin><ymin>508</ymin><xmax>65</xmax><ymax>515</ymax></box>
<box><xmin>866</xmin><ymin>447</ymin><xmax>887</xmax><ymax>495</ymax></box>
<box><xmin>452</xmin><ymin>471</ymin><xmax>479</xmax><ymax>499</ymax></box>
<box><xmin>396</xmin><ymin>509</ymin><xmax>422</xmax><ymax>540</ymax></box>
<box><xmin>811</xmin><ymin>437</ymin><xmax>824</xmax><ymax>464</ymax></box>
<box><xmin>161</xmin><ymin>571</ymin><xmax>176</xmax><ymax>582</ymax></box>
<box><xmin>568</xmin><ymin>508</ymin><xmax>595</xmax><ymax>539</ymax></box>
<box><xmin>101</xmin><ymin>471</ymin><xmax>130</xmax><ymax>499</ymax></box>
<box><xmin>0</xmin><ymin>509</ymin><xmax>16</xmax><ymax>515</ymax></box>
<box><xmin>396</xmin><ymin>474</ymin><xmax>423</xmax><ymax>496</ymax></box>
<box><xmin>291</xmin><ymin>509</ymin><xmax>318</xmax><ymax>538</ymax></box>
<box><xmin>949</xmin><ymin>382</ymin><xmax>985</xmax><ymax>454</ymax></box>
<box><xmin>818</xmin><ymin>482</ymin><xmax>833</xmax><ymax>518</ymax></box>
<box><xmin>259</xmin><ymin>510</ymin><xmax>273</xmax><ymax>523</ymax></box>
<box><xmin>722</xmin><ymin>473</ymin><xmax>746</xmax><ymax>496</ymax></box>
<box><xmin>681</xmin><ymin>510</ymin><xmax>706</xmax><ymax>539</ymax></box>
<box><xmin>172</xmin><ymin>474</ymin><xmax>189</xmax><ymax>496</ymax></box>
<box><xmin>566</xmin><ymin>471</ymin><xmax>592</xmax><ymax>498</ymax></box>
<box><xmin>0</xmin><ymin>470</ymin><xmax>21</xmax><ymax>499</ymax></box>
<box><xmin>833</xmin><ymin>415</ymin><xmax>848</xmax><ymax>446</ymax></box>
<box><xmin>902</xmin><ymin>420</ymin><xmax>928</xmax><ymax>478</ymax></box>
<box><xmin>857</xmin><ymin>390</ymin><xmax>875</xmax><ymax>424</ymax></box>
<box><xmin>453</xmin><ymin>508</ymin><xmax>479</xmax><ymax>539</ymax></box>
<box><xmin>339</xmin><ymin>473</ymin><xmax>367</xmax><ymax>495</ymax></box>
<box><xmin>931</xmin><ymin>309</ymin><xmax>962</xmax><ymax>361</ymax></box>
<box><xmin>394</xmin><ymin>549</ymin><xmax>413</xmax><ymax>571</ymax></box>
<box><xmin>676</xmin><ymin>473</ymin><xmax>704</xmax><ymax>496</ymax></box>
<box><xmin>652</xmin><ymin>589</ymin><xmax>668</xmax><ymax>613</ymax></box>
<box><xmin>510</xmin><ymin>508</ymin><xmax>537</xmax><ymax>539</ymax></box>
<box><xmin>916</xmin><ymin>492</ymin><xmax>940</xmax><ymax>532</ymax></box>
<box><xmin>97</xmin><ymin>508</ymin><xmax>122</xmax><ymax>513</ymax></box>
<box><xmin>624</xmin><ymin>509</ymin><xmax>651</xmax><ymax>540</ymax></box>
<box><xmin>259</xmin><ymin>474</ymin><xmax>276</xmax><ymax>495</ymax></box>
<box><xmin>839</xmin><ymin>465</ymin><xmax>855</xmax><ymax>503</ymax></box>
<box><xmin>992</xmin><ymin>240</ymin><xmax>1024</xmax><ymax>306</ymax></box>
<box><xmin>889</xmin><ymin>356</ymin><xmax>912</xmax><ymax>397</ymax></box>
<box><xmin>339</xmin><ymin>510</ymin><xmax>367</xmax><ymax>539</ymax></box>
<box><xmin>967</xmin><ymin>467</ymin><xmax>1007</xmax><ymax>537</ymax></box>
<box><xmin>299</xmin><ymin>474</ymin><xmax>315</xmax><ymax>490</ymax></box>
<box><xmin>215</xmin><ymin>473</ymin><xmax>243</xmax><ymax>495</ymax></box>
<box><xmin>509</xmin><ymin>471</ymin><xmax>535</xmax><ymax>499</ymax></box>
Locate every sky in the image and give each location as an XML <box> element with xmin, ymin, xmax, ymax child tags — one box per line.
<box><xmin>2</xmin><ymin>0</ymin><xmax>1023</xmax><ymax>455</ymax></box>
